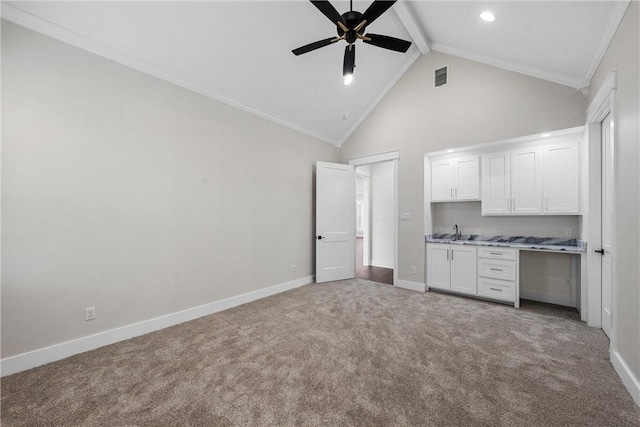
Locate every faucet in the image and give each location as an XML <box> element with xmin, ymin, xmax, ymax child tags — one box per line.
<box><xmin>453</xmin><ymin>224</ymin><xmax>460</xmax><ymax>241</ymax></box>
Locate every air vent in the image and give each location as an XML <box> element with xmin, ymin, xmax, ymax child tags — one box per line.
<box><xmin>434</xmin><ymin>66</ymin><xmax>448</xmax><ymax>88</ymax></box>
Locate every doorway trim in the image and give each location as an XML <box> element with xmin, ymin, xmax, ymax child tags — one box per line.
<box><xmin>349</xmin><ymin>151</ymin><xmax>399</xmax><ymax>286</ymax></box>
<box><xmin>585</xmin><ymin>70</ymin><xmax>617</xmax><ymax>344</ymax></box>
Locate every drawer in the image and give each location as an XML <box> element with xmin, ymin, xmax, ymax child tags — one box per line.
<box><xmin>477</xmin><ymin>247</ymin><xmax>517</xmax><ymax>260</ymax></box>
<box><xmin>478</xmin><ymin>277</ymin><xmax>516</xmax><ymax>302</ymax></box>
<box><xmin>478</xmin><ymin>258</ymin><xmax>516</xmax><ymax>281</ymax></box>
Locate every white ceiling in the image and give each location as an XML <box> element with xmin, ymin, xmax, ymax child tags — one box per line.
<box><xmin>1</xmin><ymin>1</ymin><xmax>629</xmax><ymax>147</ymax></box>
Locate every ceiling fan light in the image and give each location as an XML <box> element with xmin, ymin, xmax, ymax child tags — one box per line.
<box><xmin>480</xmin><ymin>11</ymin><xmax>495</xmax><ymax>22</ymax></box>
<box><xmin>344</xmin><ymin>74</ymin><xmax>353</xmax><ymax>85</ymax></box>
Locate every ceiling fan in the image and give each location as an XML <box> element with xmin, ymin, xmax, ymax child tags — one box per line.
<box><xmin>292</xmin><ymin>0</ymin><xmax>412</xmax><ymax>85</ymax></box>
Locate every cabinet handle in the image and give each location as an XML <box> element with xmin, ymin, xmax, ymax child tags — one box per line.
<box><xmin>455</xmin><ymin>188</ymin><xmax>458</xmax><ymax>198</ymax></box>
<box><xmin>489</xmin><ymin>252</ymin><xmax>503</xmax><ymax>256</ymax></box>
<box><xmin>451</xmin><ymin>188</ymin><xmax>453</xmax><ymax>199</ymax></box>
<box><xmin>512</xmin><ymin>198</ymin><xmax>515</xmax><ymax>211</ymax></box>
<box><xmin>451</xmin><ymin>250</ymin><xmax>454</xmax><ymax>261</ymax></box>
<box><xmin>489</xmin><ymin>287</ymin><xmax>503</xmax><ymax>292</ymax></box>
<box><xmin>490</xmin><ymin>268</ymin><xmax>503</xmax><ymax>271</ymax></box>
<box><xmin>446</xmin><ymin>249</ymin><xmax>449</xmax><ymax>260</ymax></box>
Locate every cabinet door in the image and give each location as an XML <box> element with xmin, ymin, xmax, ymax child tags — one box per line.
<box><xmin>426</xmin><ymin>244</ymin><xmax>451</xmax><ymax>290</ymax></box>
<box><xmin>543</xmin><ymin>141</ymin><xmax>579</xmax><ymax>214</ymax></box>
<box><xmin>451</xmin><ymin>246</ymin><xmax>477</xmax><ymax>295</ymax></box>
<box><xmin>511</xmin><ymin>147</ymin><xmax>542</xmax><ymax>214</ymax></box>
<box><xmin>431</xmin><ymin>160</ymin><xmax>454</xmax><ymax>201</ymax></box>
<box><xmin>455</xmin><ymin>156</ymin><xmax>480</xmax><ymax>200</ymax></box>
<box><xmin>481</xmin><ymin>152</ymin><xmax>511</xmax><ymax>215</ymax></box>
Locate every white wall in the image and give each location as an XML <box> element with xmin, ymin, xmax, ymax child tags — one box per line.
<box><xmin>588</xmin><ymin>2</ymin><xmax>639</xmax><ymax>382</ymax></box>
<box><xmin>370</xmin><ymin>162</ymin><xmax>394</xmax><ymax>269</ymax></box>
<box><xmin>338</xmin><ymin>50</ymin><xmax>587</xmax><ymax>284</ymax></box>
<box><xmin>1</xmin><ymin>21</ymin><xmax>339</xmax><ymax>358</ymax></box>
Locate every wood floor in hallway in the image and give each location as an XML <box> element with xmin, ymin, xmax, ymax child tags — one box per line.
<box><xmin>356</xmin><ymin>237</ymin><xmax>393</xmax><ymax>285</ymax></box>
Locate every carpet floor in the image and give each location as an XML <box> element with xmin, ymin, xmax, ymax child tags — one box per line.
<box><xmin>2</xmin><ymin>279</ymin><xmax>638</xmax><ymax>426</ymax></box>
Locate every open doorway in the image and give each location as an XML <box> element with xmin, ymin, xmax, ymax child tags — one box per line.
<box><xmin>355</xmin><ymin>163</ymin><xmax>393</xmax><ymax>285</ymax></box>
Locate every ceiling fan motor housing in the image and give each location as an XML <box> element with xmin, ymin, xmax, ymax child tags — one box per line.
<box><xmin>338</xmin><ymin>11</ymin><xmax>364</xmax><ymax>43</ymax></box>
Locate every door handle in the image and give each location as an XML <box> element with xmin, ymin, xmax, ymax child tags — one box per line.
<box><xmin>595</xmin><ymin>249</ymin><xmax>604</xmax><ymax>255</ymax></box>
<box><xmin>317</xmin><ymin>236</ymin><xmax>325</xmax><ymax>240</ymax></box>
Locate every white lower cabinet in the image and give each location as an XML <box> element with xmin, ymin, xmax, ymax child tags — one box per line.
<box><xmin>477</xmin><ymin>247</ymin><xmax>519</xmax><ymax>307</ymax></box>
<box><xmin>426</xmin><ymin>244</ymin><xmax>477</xmax><ymax>295</ymax></box>
<box><xmin>427</xmin><ymin>243</ymin><xmax>519</xmax><ymax>307</ymax></box>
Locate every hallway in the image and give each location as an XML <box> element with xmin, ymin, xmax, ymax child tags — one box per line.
<box><xmin>356</xmin><ymin>237</ymin><xmax>393</xmax><ymax>285</ymax></box>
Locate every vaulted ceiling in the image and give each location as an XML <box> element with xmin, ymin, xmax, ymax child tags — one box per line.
<box><xmin>1</xmin><ymin>1</ymin><xmax>630</xmax><ymax>147</ymax></box>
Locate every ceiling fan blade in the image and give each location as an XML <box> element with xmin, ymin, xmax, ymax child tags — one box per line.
<box><xmin>292</xmin><ymin>37</ymin><xmax>338</xmax><ymax>56</ymax></box>
<box><xmin>359</xmin><ymin>1</ymin><xmax>396</xmax><ymax>28</ymax></box>
<box><xmin>343</xmin><ymin>45</ymin><xmax>355</xmax><ymax>76</ymax></box>
<box><xmin>310</xmin><ymin>1</ymin><xmax>347</xmax><ymax>28</ymax></box>
<box><xmin>363</xmin><ymin>33</ymin><xmax>411</xmax><ymax>53</ymax></box>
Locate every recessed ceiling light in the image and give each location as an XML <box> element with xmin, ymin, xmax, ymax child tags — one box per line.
<box><xmin>344</xmin><ymin>74</ymin><xmax>353</xmax><ymax>85</ymax></box>
<box><xmin>480</xmin><ymin>11</ymin><xmax>495</xmax><ymax>22</ymax></box>
<box><xmin>541</xmin><ymin>133</ymin><xmax>551</xmax><ymax>137</ymax></box>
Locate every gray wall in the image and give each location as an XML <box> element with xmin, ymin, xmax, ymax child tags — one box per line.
<box><xmin>1</xmin><ymin>21</ymin><xmax>339</xmax><ymax>358</ymax></box>
<box><xmin>588</xmin><ymin>1</ymin><xmax>639</xmax><ymax>380</ymax></box>
<box><xmin>338</xmin><ymin>50</ymin><xmax>587</xmax><ymax>285</ymax></box>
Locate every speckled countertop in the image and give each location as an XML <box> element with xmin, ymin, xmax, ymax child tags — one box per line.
<box><xmin>425</xmin><ymin>233</ymin><xmax>586</xmax><ymax>253</ymax></box>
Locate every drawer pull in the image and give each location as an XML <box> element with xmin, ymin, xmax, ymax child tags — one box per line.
<box><xmin>490</xmin><ymin>252</ymin><xmax>503</xmax><ymax>255</ymax></box>
<box><xmin>489</xmin><ymin>268</ymin><xmax>503</xmax><ymax>271</ymax></box>
<box><xmin>489</xmin><ymin>287</ymin><xmax>503</xmax><ymax>292</ymax></box>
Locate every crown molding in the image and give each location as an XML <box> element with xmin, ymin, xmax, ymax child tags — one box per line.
<box><xmin>430</xmin><ymin>42</ymin><xmax>589</xmax><ymax>89</ymax></box>
<box><xmin>1</xmin><ymin>2</ymin><xmax>339</xmax><ymax>147</ymax></box>
<box><xmin>583</xmin><ymin>0</ymin><xmax>630</xmax><ymax>85</ymax></box>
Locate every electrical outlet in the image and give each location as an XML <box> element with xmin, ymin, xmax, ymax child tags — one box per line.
<box><xmin>411</xmin><ymin>266</ymin><xmax>417</xmax><ymax>274</ymax></box>
<box><xmin>85</xmin><ymin>307</ymin><xmax>95</xmax><ymax>321</ymax></box>
<box><xmin>292</xmin><ymin>264</ymin><xmax>297</xmax><ymax>272</ymax></box>
<box><xmin>565</xmin><ymin>228</ymin><xmax>573</xmax><ymax>237</ymax></box>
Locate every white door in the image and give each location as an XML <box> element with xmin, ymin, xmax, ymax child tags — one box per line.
<box><xmin>601</xmin><ymin>114</ymin><xmax>614</xmax><ymax>338</ymax></box>
<box><xmin>511</xmin><ymin>147</ymin><xmax>542</xmax><ymax>214</ymax></box>
<box><xmin>316</xmin><ymin>162</ymin><xmax>355</xmax><ymax>283</ymax></box>
<box><xmin>451</xmin><ymin>246</ymin><xmax>477</xmax><ymax>295</ymax></box>
<box><xmin>481</xmin><ymin>152</ymin><xmax>511</xmax><ymax>214</ymax></box>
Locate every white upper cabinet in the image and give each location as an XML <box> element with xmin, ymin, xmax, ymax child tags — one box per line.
<box><xmin>455</xmin><ymin>157</ymin><xmax>480</xmax><ymax>200</ymax></box>
<box><xmin>431</xmin><ymin>156</ymin><xmax>479</xmax><ymax>202</ymax></box>
<box><xmin>511</xmin><ymin>147</ymin><xmax>543</xmax><ymax>214</ymax></box>
<box><xmin>482</xmin><ymin>147</ymin><xmax>543</xmax><ymax>215</ymax></box>
<box><xmin>431</xmin><ymin>159</ymin><xmax>455</xmax><ymax>202</ymax></box>
<box><xmin>481</xmin><ymin>151</ymin><xmax>511</xmax><ymax>214</ymax></box>
<box><xmin>427</xmin><ymin>126</ymin><xmax>582</xmax><ymax>216</ymax></box>
<box><xmin>482</xmin><ymin>137</ymin><xmax>578</xmax><ymax>216</ymax></box>
<box><xmin>543</xmin><ymin>141</ymin><xmax>579</xmax><ymax>214</ymax></box>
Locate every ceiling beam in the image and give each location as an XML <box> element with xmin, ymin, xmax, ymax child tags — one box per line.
<box><xmin>393</xmin><ymin>1</ymin><xmax>429</xmax><ymax>54</ymax></box>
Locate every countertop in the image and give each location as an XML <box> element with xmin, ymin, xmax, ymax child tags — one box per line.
<box><xmin>425</xmin><ymin>233</ymin><xmax>587</xmax><ymax>253</ymax></box>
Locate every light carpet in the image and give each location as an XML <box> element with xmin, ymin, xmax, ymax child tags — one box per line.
<box><xmin>2</xmin><ymin>279</ymin><xmax>638</xmax><ymax>426</ymax></box>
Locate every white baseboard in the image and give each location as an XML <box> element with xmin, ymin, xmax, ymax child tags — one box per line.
<box><xmin>611</xmin><ymin>349</ymin><xmax>640</xmax><ymax>406</ymax></box>
<box><xmin>520</xmin><ymin>290</ymin><xmax>576</xmax><ymax>308</ymax></box>
<box><xmin>396</xmin><ymin>280</ymin><xmax>426</xmax><ymax>292</ymax></box>
<box><xmin>0</xmin><ymin>276</ymin><xmax>313</xmax><ymax>377</ymax></box>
